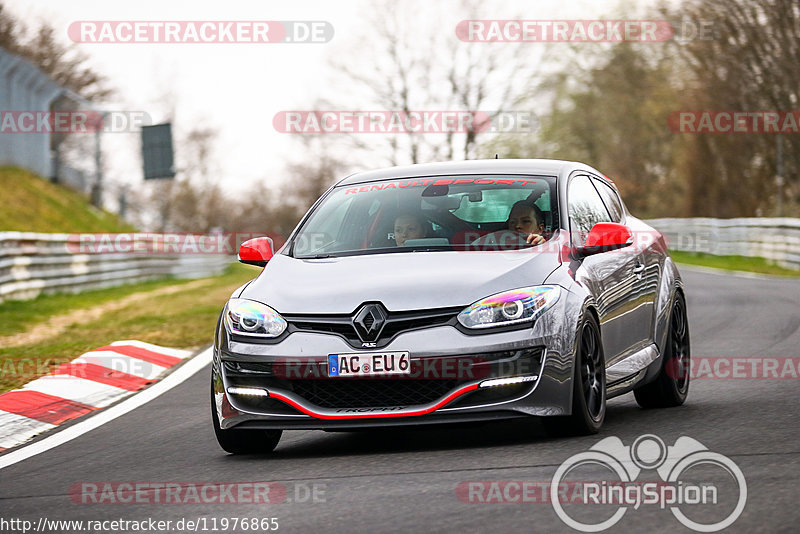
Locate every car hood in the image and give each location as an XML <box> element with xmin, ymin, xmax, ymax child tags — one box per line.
<box><xmin>239</xmin><ymin>250</ymin><xmax>559</xmax><ymax>314</ymax></box>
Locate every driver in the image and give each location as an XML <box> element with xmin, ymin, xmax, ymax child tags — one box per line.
<box><xmin>393</xmin><ymin>213</ymin><xmax>430</xmax><ymax>246</ymax></box>
<box><xmin>469</xmin><ymin>200</ymin><xmax>547</xmax><ymax>249</ymax></box>
<box><xmin>507</xmin><ymin>200</ymin><xmax>546</xmax><ymax>245</ymax></box>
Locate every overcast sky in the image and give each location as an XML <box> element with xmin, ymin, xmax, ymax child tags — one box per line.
<box><xmin>4</xmin><ymin>0</ymin><xmax>656</xmax><ymax>202</ymax></box>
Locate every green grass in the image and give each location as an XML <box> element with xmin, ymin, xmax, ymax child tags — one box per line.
<box><xmin>0</xmin><ymin>263</ymin><xmax>259</xmax><ymax>393</ymax></box>
<box><xmin>0</xmin><ymin>166</ymin><xmax>135</xmax><ymax>232</ymax></box>
<box><xmin>670</xmin><ymin>250</ymin><xmax>800</xmax><ymax>277</ymax></box>
<box><xmin>0</xmin><ymin>277</ymin><xmax>185</xmax><ymax>338</ymax></box>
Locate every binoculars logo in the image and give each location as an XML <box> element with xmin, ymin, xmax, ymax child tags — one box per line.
<box><xmin>551</xmin><ymin>434</ymin><xmax>747</xmax><ymax>532</ymax></box>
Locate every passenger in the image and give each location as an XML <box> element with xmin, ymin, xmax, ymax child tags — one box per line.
<box><xmin>393</xmin><ymin>214</ymin><xmax>429</xmax><ymax>246</ymax></box>
<box><xmin>507</xmin><ymin>200</ymin><xmax>546</xmax><ymax>245</ymax></box>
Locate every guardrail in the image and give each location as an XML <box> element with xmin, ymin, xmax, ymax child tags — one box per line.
<box><xmin>646</xmin><ymin>217</ymin><xmax>800</xmax><ymax>270</ymax></box>
<box><xmin>3</xmin><ymin>220</ymin><xmax>796</xmax><ymax>302</ymax></box>
<box><xmin>0</xmin><ymin>232</ymin><xmax>234</xmax><ymax>303</ymax></box>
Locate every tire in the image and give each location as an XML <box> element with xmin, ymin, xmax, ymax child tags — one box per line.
<box><xmin>634</xmin><ymin>291</ymin><xmax>690</xmax><ymax>409</ymax></box>
<box><xmin>543</xmin><ymin>312</ymin><xmax>606</xmax><ymax>436</ymax></box>
<box><xmin>211</xmin><ymin>383</ymin><xmax>282</xmax><ymax>454</ymax></box>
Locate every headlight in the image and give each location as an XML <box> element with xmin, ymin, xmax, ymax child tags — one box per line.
<box><xmin>224</xmin><ymin>298</ymin><xmax>287</xmax><ymax>337</ymax></box>
<box><xmin>457</xmin><ymin>286</ymin><xmax>561</xmax><ymax>329</ymax></box>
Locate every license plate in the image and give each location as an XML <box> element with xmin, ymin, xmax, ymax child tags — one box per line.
<box><xmin>327</xmin><ymin>352</ymin><xmax>410</xmax><ymax>377</ymax></box>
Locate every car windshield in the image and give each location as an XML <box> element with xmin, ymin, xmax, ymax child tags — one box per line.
<box><xmin>290</xmin><ymin>175</ymin><xmax>559</xmax><ymax>258</ymax></box>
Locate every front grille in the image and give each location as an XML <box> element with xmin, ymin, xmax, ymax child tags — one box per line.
<box><xmin>222</xmin><ymin>347</ymin><xmax>545</xmax><ymax>411</ymax></box>
<box><xmin>291</xmin><ymin>319</ymin><xmax>353</xmax><ymax>337</ymax></box>
<box><xmin>287</xmin><ymin>306</ymin><xmax>460</xmax><ymax>348</ymax></box>
<box><xmin>446</xmin><ymin>382</ymin><xmax>532</xmax><ymax>408</ymax></box>
<box><xmin>288</xmin><ymin>378</ymin><xmax>459</xmax><ymax>409</ymax></box>
<box><xmin>224</xmin><ymin>361</ymin><xmax>273</xmax><ymax>374</ymax></box>
<box><xmin>228</xmin><ymin>394</ymin><xmax>303</xmax><ymax>415</ymax></box>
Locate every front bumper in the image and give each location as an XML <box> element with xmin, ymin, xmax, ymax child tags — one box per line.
<box><xmin>213</xmin><ymin>298</ymin><xmax>579</xmax><ymax>430</ymax></box>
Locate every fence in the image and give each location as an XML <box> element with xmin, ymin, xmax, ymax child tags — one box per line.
<box><xmin>0</xmin><ymin>232</ymin><xmax>233</xmax><ymax>303</ymax></box>
<box><xmin>0</xmin><ymin>47</ymin><xmax>101</xmax><ymax>188</ymax></box>
<box><xmin>0</xmin><ymin>48</ymin><xmax>58</xmax><ymax>178</ymax></box>
<box><xmin>646</xmin><ymin>217</ymin><xmax>800</xmax><ymax>270</ymax></box>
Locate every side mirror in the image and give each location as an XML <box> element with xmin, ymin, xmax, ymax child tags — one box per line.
<box><xmin>576</xmin><ymin>222</ymin><xmax>633</xmax><ymax>258</ymax></box>
<box><xmin>238</xmin><ymin>237</ymin><xmax>274</xmax><ymax>267</ymax></box>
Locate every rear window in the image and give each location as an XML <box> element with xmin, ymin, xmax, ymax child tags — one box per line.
<box><xmin>452</xmin><ymin>188</ymin><xmax>552</xmax><ymax>223</ymax></box>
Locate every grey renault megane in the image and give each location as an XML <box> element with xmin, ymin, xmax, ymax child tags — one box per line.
<box><xmin>211</xmin><ymin>159</ymin><xmax>690</xmax><ymax>454</ymax></box>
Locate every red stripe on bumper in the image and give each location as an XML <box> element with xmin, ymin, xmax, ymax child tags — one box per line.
<box><xmin>94</xmin><ymin>345</ymin><xmax>182</xmax><ymax>368</ymax></box>
<box><xmin>267</xmin><ymin>383</ymin><xmax>480</xmax><ymax>419</ymax></box>
<box><xmin>52</xmin><ymin>362</ymin><xmax>152</xmax><ymax>391</ymax></box>
<box><xmin>0</xmin><ymin>390</ymin><xmax>95</xmax><ymax>425</ymax></box>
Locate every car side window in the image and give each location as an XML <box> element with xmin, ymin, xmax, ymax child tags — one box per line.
<box><xmin>591</xmin><ymin>178</ymin><xmax>624</xmax><ymax>223</ymax></box>
<box><xmin>292</xmin><ymin>195</ymin><xmax>355</xmax><ymax>255</ymax></box>
<box><xmin>568</xmin><ymin>175</ymin><xmax>612</xmax><ymax>244</ymax></box>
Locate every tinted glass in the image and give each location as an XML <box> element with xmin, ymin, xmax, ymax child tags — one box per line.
<box><xmin>591</xmin><ymin>178</ymin><xmax>624</xmax><ymax>223</ymax></box>
<box><xmin>291</xmin><ymin>175</ymin><xmax>558</xmax><ymax>258</ymax></box>
<box><xmin>568</xmin><ymin>175</ymin><xmax>612</xmax><ymax>244</ymax></box>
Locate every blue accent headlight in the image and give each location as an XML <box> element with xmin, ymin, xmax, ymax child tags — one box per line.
<box><xmin>457</xmin><ymin>286</ymin><xmax>561</xmax><ymax>329</ymax></box>
<box><xmin>224</xmin><ymin>298</ymin><xmax>287</xmax><ymax>337</ymax></box>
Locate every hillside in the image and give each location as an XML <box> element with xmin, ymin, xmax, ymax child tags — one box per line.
<box><xmin>0</xmin><ymin>166</ymin><xmax>135</xmax><ymax>232</ymax></box>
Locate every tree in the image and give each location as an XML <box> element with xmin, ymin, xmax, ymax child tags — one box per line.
<box><xmin>0</xmin><ymin>5</ymin><xmax>112</xmax><ymax>101</ymax></box>
<box><xmin>331</xmin><ymin>0</ymin><xmax>534</xmax><ymax>165</ymax></box>
<box><xmin>499</xmin><ymin>42</ymin><xmax>685</xmax><ymax>217</ymax></box>
<box><xmin>283</xmin><ymin>135</ymin><xmax>347</xmax><ymax>211</ymax></box>
<box><xmin>667</xmin><ymin>0</ymin><xmax>800</xmax><ymax>216</ymax></box>
<box><xmin>166</xmin><ymin>127</ymin><xmax>237</xmax><ymax>232</ymax></box>
<box><xmin>490</xmin><ymin>0</ymin><xmax>800</xmax><ymax>218</ymax></box>
<box><xmin>0</xmin><ymin>4</ymin><xmax>21</xmax><ymax>53</ymax></box>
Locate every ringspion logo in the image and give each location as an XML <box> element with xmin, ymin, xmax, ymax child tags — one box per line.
<box><xmin>550</xmin><ymin>434</ymin><xmax>746</xmax><ymax>532</ymax></box>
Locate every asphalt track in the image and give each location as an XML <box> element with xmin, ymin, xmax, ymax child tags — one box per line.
<box><xmin>1</xmin><ymin>267</ymin><xmax>798</xmax><ymax>533</ymax></box>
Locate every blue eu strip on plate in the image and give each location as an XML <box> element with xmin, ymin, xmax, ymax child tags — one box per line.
<box><xmin>327</xmin><ymin>354</ymin><xmax>339</xmax><ymax>376</ymax></box>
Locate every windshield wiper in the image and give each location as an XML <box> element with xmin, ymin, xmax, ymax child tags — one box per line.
<box><xmin>407</xmin><ymin>247</ymin><xmax>451</xmax><ymax>253</ymax></box>
<box><xmin>298</xmin><ymin>246</ymin><xmax>454</xmax><ymax>259</ymax></box>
